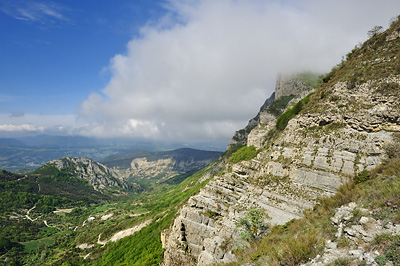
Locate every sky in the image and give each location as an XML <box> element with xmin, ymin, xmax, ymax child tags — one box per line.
<box><xmin>0</xmin><ymin>0</ymin><xmax>399</xmax><ymax>147</ymax></box>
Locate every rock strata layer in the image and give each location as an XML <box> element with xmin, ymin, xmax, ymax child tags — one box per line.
<box><xmin>163</xmin><ymin>20</ymin><xmax>400</xmax><ymax>265</ymax></box>
<box><xmin>163</xmin><ymin>76</ymin><xmax>398</xmax><ymax>265</ymax></box>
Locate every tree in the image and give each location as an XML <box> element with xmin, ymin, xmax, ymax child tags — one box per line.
<box><xmin>367</xmin><ymin>25</ymin><xmax>383</xmax><ymax>38</ymax></box>
<box><xmin>236</xmin><ymin>208</ymin><xmax>269</xmax><ymax>241</ymax></box>
<box><xmin>0</xmin><ymin>235</ymin><xmax>13</xmax><ymax>253</ymax></box>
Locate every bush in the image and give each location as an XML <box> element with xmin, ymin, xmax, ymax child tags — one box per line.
<box><xmin>236</xmin><ymin>208</ymin><xmax>269</xmax><ymax>241</ymax></box>
<box><xmin>368</xmin><ymin>25</ymin><xmax>383</xmax><ymax>38</ymax></box>
<box><xmin>355</xmin><ymin>170</ymin><xmax>370</xmax><ymax>184</ymax></box>
<box><xmin>0</xmin><ymin>236</ymin><xmax>13</xmax><ymax>253</ymax></box>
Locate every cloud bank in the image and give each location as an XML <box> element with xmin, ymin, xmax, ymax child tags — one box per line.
<box><xmin>0</xmin><ymin>114</ymin><xmax>75</xmax><ymax>137</ymax></box>
<box><xmin>74</xmin><ymin>0</ymin><xmax>399</xmax><ymax>143</ymax></box>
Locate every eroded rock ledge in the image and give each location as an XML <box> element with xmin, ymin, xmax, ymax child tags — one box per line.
<box><xmin>163</xmin><ymin>74</ymin><xmax>399</xmax><ymax>265</ymax></box>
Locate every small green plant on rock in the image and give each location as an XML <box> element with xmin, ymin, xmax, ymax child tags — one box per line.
<box><xmin>355</xmin><ymin>170</ymin><xmax>370</xmax><ymax>184</ymax></box>
<box><xmin>236</xmin><ymin>208</ymin><xmax>269</xmax><ymax>241</ymax></box>
<box><xmin>373</xmin><ymin>234</ymin><xmax>400</xmax><ymax>266</ymax></box>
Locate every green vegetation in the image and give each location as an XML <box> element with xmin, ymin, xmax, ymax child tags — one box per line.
<box><xmin>298</xmin><ymin>71</ymin><xmax>322</xmax><ymax>89</ymax></box>
<box><xmin>368</xmin><ymin>25</ymin><xmax>383</xmax><ymax>38</ymax></box>
<box><xmin>228</xmin><ymin>145</ymin><xmax>257</xmax><ymax>163</ymax></box>
<box><xmin>317</xmin><ymin>17</ymin><xmax>400</xmax><ymax>96</ymax></box>
<box><xmin>236</xmin><ymin>208</ymin><xmax>269</xmax><ymax>241</ymax></box>
<box><xmin>0</xmin><ymin>156</ymin><xmax>218</xmax><ymax>265</ymax></box>
<box><xmin>276</xmin><ymin>93</ymin><xmax>313</xmax><ymax>130</ymax></box>
<box><xmin>266</xmin><ymin>95</ymin><xmax>296</xmax><ymax>117</ymax></box>
<box><xmin>262</xmin><ymin>92</ymin><xmax>315</xmax><ymax>146</ymax></box>
<box><xmin>222</xmin><ymin>144</ymin><xmax>244</xmax><ymax>159</ymax></box>
<box><xmin>373</xmin><ymin>234</ymin><xmax>400</xmax><ymax>266</ymax></box>
<box><xmin>97</xmin><ymin>166</ymin><xmax>214</xmax><ymax>266</ymax></box>
<box><xmin>354</xmin><ymin>169</ymin><xmax>370</xmax><ymax>184</ymax></box>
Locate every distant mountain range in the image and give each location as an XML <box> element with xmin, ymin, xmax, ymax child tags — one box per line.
<box><xmin>0</xmin><ymin>147</ymin><xmax>222</xmax><ymax>207</ymax></box>
<box><xmin>0</xmin><ymin>135</ymin><xmax>225</xmax><ymax>172</ymax></box>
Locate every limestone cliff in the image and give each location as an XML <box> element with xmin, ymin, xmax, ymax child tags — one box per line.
<box><xmin>103</xmin><ymin>148</ymin><xmax>221</xmax><ymax>184</ymax></box>
<box><xmin>43</xmin><ymin>157</ymin><xmax>133</xmax><ymax>194</ymax></box>
<box><xmin>163</xmin><ymin>19</ymin><xmax>400</xmax><ymax>266</ymax></box>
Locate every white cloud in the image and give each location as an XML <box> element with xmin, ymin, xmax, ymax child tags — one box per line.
<box><xmin>1</xmin><ymin>0</ymin><xmax>68</xmax><ymax>24</ymax></box>
<box><xmin>0</xmin><ymin>124</ymin><xmax>44</xmax><ymax>132</ymax></box>
<box><xmin>78</xmin><ymin>0</ymin><xmax>400</xmax><ymax>142</ymax></box>
<box><xmin>0</xmin><ymin>113</ymin><xmax>76</xmax><ymax>136</ymax></box>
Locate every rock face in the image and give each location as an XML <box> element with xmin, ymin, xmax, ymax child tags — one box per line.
<box><xmin>228</xmin><ymin>92</ymin><xmax>275</xmax><ymax>149</ymax></box>
<box><xmin>46</xmin><ymin>157</ymin><xmax>132</xmax><ymax>193</ymax></box>
<box><xmin>104</xmin><ymin>148</ymin><xmax>221</xmax><ymax>183</ymax></box>
<box><xmin>303</xmin><ymin>202</ymin><xmax>400</xmax><ymax>266</ymax></box>
<box><xmin>163</xmin><ymin>20</ymin><xmax>400</xmax><ymax>265</ymax></box>
<box><xmin>275</xmin><ymin>73</ymin><xmax>313</xmax><ymax>100</ymax></box>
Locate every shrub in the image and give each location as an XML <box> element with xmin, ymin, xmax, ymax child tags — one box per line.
<box><xmin>368</xmin><ymin>25</ymin><xmax>383</xmax><ymax>38</ymax></box>
<box><xmin>355</xmin><ymin>170</ymin><xmax>370</xmax><ymax>184</ymax></box>
<box><xmin>236</xmin><ymin>208</ymin><xmax>269</xmax><ymax>241</ymax></box>
<box><xmin>384</xmin><ymin>133</ymin><xmax>400</xmax><ymax>159</ymax></box>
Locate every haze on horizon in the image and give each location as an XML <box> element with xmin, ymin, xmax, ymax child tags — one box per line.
<box><xmin>1</xmin><ymin>0</ymin><xmax>399</xmax><ymax>147</ymax></box>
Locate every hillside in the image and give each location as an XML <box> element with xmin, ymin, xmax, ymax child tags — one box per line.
<box><xmin>102</xmin><ymin>148</ymin><xmax>222</xmax><ymax>185</ymax></box>
<box><xmin>0</xmin><ymin>148</ymin><xmax>222</xmax><ymax>265</ymax></box>
<box><xmin>32</xmin><ymin>157</ymin><xmax>136</xmax><ymax>194</ymax></box>
<box><xmin>163</xmin><ymin>17</ymin><xmax>400</xmax><ymax>265</ymax></box>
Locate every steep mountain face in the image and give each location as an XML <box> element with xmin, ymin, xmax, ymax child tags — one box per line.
<box><xmin>36</xmin><ymin>157</ymin><xmax>134</xmax><ymax>193</ymax></box>
<box><xmin>102</xmin><ymin>148</ymin><xmax>221</xmax><ymax>184</ymax></box>
<box><xmin>163</xmin><ymin>20</ymin><xmax>400</xmax><ymax>265</ymax></box>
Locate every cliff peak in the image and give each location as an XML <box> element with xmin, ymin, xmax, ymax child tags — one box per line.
<box><xmin>163</xmin><ymin>17</ymin><xmax>400</xmax><ymax>266</ymax></box>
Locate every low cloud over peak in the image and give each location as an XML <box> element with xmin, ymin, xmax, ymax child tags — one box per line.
<box><xmin>78</xmin><ymin>0</ymin><xmax>400</xmax><ymax>142</ymax></box>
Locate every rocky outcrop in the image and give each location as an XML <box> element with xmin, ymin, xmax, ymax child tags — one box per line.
<box><xmin>104</xmin><ymin>148</ymin><xmax>221</xmax><ymax>183</ymax></box>
<box><xmin>163</xmin><ymin>18</ymin><xmax>400</xmax><ymax>266</ymax></box>
<box><xmin>163</xmin><ymin>78</ymin><xmax>397</xmax><ymax>266</ymax></box>
<box><xmin>47</xmin><ymin>157</ymin><xmax>133</xmax><ymax>193</ymax></box>
<box><xmin>163</xmin><ymin>120</ymin><xmax>393</xmax><ymax>265</ymax></box>
<box><xmin>228</xmin><ymin>92</ymin><xmax>275</xmax><ymax>149</ymax></box>
<box><xmin>303</xmin><ymin>202</ymin><xmax>400</xmax><ymax>266</ymax></box>
<box><xmin>275</xmin><ymin>73</ymin><xmax>314</xmax><ymax>100</ymax></box>
<box><xmin>229</xmin><ymin>73</ymin><xmax>314</xmax><ymax>149</ymax></box>
<box><xmin>114</xmin><ymin>156</ymin><xmax>217</xmax><ymax>183</ymax></box>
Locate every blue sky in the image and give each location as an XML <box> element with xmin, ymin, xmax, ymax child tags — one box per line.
<box><xmin>0</xmin><ymin>0</ymin><xmax>166</xmax><ymax>115</ymax></box>
<box><xmin>1</xmin><ymin>0</ymin><xmax>400</xmax><ymax>144</ymax></box>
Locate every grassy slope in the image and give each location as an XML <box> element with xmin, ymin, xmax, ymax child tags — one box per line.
<box><xmin>96</xmin><ymin>164</ymin><xmax>216</xmax><ymax>266</ymax></box>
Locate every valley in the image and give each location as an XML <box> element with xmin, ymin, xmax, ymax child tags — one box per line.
<box><xmin>0</xmin><ymin>148</ymin><xmax>222</xmax><ymax>265</ymax></box>
<box><xmin>1</xmin><ymin>13</ymin><xmax>400</xmax><ymax>266</ymax></box>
